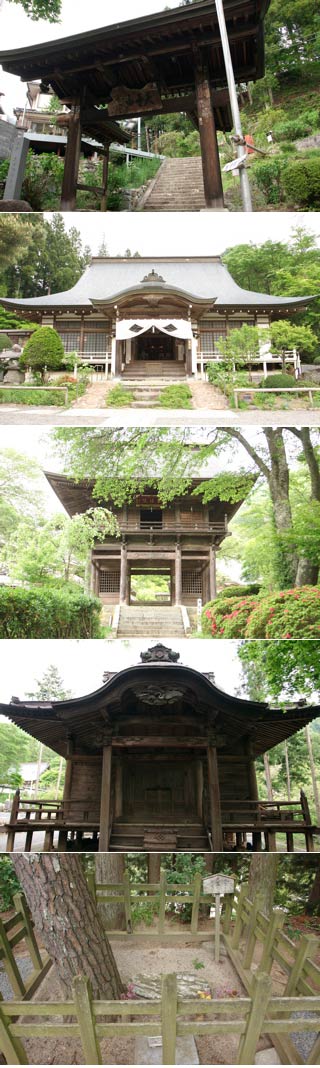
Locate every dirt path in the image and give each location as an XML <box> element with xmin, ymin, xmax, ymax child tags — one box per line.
<box><xmin>189</xmin><ymin>381</ymin><xmax>228</xmax><ymax>409</ymax></box>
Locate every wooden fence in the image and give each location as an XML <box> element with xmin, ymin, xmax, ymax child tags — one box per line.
<box><xmin>223</xmin><ymin>881</ymin><xmax>320</xmax><ymax>1063</ymax></box>
<box><xmin>234</xmin><ymin>385</ymin><xmax>320</xmax><ymax>408</ymax></box>
<box><xmin>0</xmin><ymin>892</ymin><xmax>51</xmax><ymax>1001</ymax></box>
<box><xmin>88</xmin><ymin>870</ymin><xmax>215</xmax><ymax>941</ymax></box>
<box><xmin>0</xmin><ymin>971</ymin><xmax>319</xmax><ymax>1065</ymax></box>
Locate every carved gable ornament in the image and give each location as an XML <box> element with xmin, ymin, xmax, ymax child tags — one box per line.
<box><xmin>133</xmin><ymin>685</ymin><xmax>184</xmax><ymax>705</ymax></box>
<box><xmin>140</xmin><ymin>644</ymin><xmax>180</xmax><ymax>664</ymax></box>
<box><xmin>141</xmin><ymin>268</ymin><xmax>166</xmax><ymax>284</ymax></box>
<box><xmin>109</xmin><ymin>83</ymin><xmax>162</xmax><ymax>116</ymax></box>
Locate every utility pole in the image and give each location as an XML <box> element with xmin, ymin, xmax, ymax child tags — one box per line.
<box><xmin>215</xmin><ymin>0</ymin><xmax>253</xmax><ymax>212</ymax></box>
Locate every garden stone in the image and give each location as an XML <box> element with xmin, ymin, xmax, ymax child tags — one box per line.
<box><xmin>135</xmin><ymin>1036</ymin><xmax>199</xmax><ymax>1064</ymax></box>
<box><xmin>255</xmin><ymin>1050</ymin><xmax>281</xmax><ymax>1064</ymax></box>
<box><xmin>3</xmin><ymin>368</ymin><xmax>25</xmax><ymax>385</ymax></box>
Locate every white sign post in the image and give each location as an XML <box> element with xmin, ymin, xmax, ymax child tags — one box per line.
<box><xmin>203</xmin><ymin>874</ymin><xmax>234</xmax><ymax>963</ymax></box>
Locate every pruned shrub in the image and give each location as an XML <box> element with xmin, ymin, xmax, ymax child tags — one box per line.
<box><xmin>281</xmin><ymin>157</ymin><xmax>320</xmax><ymax>208</ymax></box>
<box><xmin>0</xmin><ymin>587</ymin><xmax>102</xmax><ymax>638</ymax></box>
<box><xmin>0</xmin><ymin>334</ymin><xmax>13</xmax><ymax>352</ymax></box>
<box><xmin>260</xmin><ymin>373</ymin><xmax>295</xmax><ymax>389</ymax></box>
<box><xmin>19</xmin><ymin>326</ymin><xmax>64</xmax><ymax>378</ymax></box>
<box><xmin>215</xmin><ymin>584</ymin><xmax>261</xmax><ymax>599</ymax></box>
<box><xmin>245</xmin><ymin>586</ymin><xmax>320</xmax><ymax>638</ymax></box>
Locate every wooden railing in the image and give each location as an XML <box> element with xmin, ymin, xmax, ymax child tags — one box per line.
<box><xmin>0</xmin><ymin>892</ymin><xmax>51</xmax><ymax>1000</ymax></box>
<box><xmin>0</xmin><ymin>972</ymin><xmax>319</xmax><ymax>1065</ymax></box>
<box><xmin>223</xmin><ymin>880</ymin><xmax>320</xmax><ymax>1064</ymax></box>
<box><xmin>88</xmin><ymin>870</ymin><xmax>214</xmax><ymax>940</ymax></box>
<box><xmin>5</xmin><ymin>791</ymin><xmax>99</xmax><ymax>852</ymax></box>
<box><xmin>221</xmin><ymin>791</ymin><xmax>317</xmax><ymax>851</ymax></box>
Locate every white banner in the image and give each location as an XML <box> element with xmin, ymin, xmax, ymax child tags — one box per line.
<box><xmin>116</xmin><ymin>318</ymin><xmax>193</xmax><ymax>341</ymax></box>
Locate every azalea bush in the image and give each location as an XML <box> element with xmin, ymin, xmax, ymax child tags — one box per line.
<box><xmin>0</xmin><ymin>587</ymin><xmax>102</xmax><ymax>638</ymax></box>
<box><xmin>202</xmin><ymin>595</ymin><xmax>260</xmax><ymax>638</ymax></box>
<box><xmin>246</xmin><ymin>586</ymin><xmax>320</xmax><ymax>638</ymax></box>
<box><xmin>202</xmin><ymin>586</ymin><xmax>320</xmax><ymax>639</ymax></box>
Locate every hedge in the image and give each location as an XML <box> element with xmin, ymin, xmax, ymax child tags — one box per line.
<box><xmin>215</xmin><ymin>584</ymin><xmax>261</xmax><ymax>600</ymax></box>
<box><xmin>245</xmin><ymin>586</ymin><xmax>320</xmax><ymax>638</ymax></box>
<box><xmin>202</xmin><ymin>585</ymin><xmax>320</xmax><ymax>639</ymax></box>
<box><xmin>0</xmin><ymin>587</ymin><xmax>102</xmax><ymax>638</ymax></box>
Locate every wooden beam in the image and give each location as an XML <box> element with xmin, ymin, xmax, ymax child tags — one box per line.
<box><xmin>101</xmin><ymin>143</ymin><xmax>110</xmax><ymax>212</ymax></box>
<box><xmin>99</xmin><ymin>744</ymin><xmax>112</xmax><ymax>852</ymax></box>
<box><xmin>207</xmin><ymin>744</ymin><xmax>223</xmax><ymax>851</ymax></box>
<box><xmin>195</xmin><ymin>59</ymin><xmax>224</xmax><ymax>209</ymax></box>
<box><xmin>112</xmin><ymin>736</ymin><xmax>207</xmax><ymax>748</ymax></box>
<box><xmin>60</xmin><ymin>104</ymin><xmax>82</xmax><ymax>211</ymax></box>
<box><xmin>81</xmin><ymin>91</ymin><xmax>229</xmax><ymax>124</ymax></box>
<box><xmin>175</xmin><ymin>540</ymin><xmax>182</xmax><ymax>605</ymax></box>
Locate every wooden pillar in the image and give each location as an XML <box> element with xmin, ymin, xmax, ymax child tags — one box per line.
<box><xmin>196</xmin><ymin>760</ymin><xmax>204</xmax><ymax>820</ymax></box>
<box><xmin>114</xmin><ymin>762</ymin><xmax>123</xmax><ymax>819</ymax></box>
<box><xmin>207</xmin><ymin>744</ymin><xmax>223</xmax><ymax>851</ymax></box>
<box><xmin>209</xmin><ymin>545</ymin><xmax>217</xmax><ymax>601</ymax></box>
<box><xmin>101</xmin><ymin>143</ymin><xmax>110</xmax><ymax>212</ymax></box>
<box><xmin>120</xmin><ymin>542</ymin><xmax>127</xmax><ymax>604</ymax></box>
<box><xmin>195</xmin><ymin>59</ymin><xmax>224</xmax><ymax>209</ymax></box>
<box><xmin>60</xmin><ymin>104</ymin><xmax>82</xmax><ymax>211</ymax></box>
<box><xmin>175</xmin><ymin>540</ymin><xmax>182</xmax><ymax>604</ymax></box>
<box><xmin>99</xmin><ymin>744</ymin><xmax>112</xmax><ymax>852</ymax></box>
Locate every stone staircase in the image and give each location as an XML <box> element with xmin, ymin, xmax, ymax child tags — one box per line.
<box><xmin>121</xmin><ymin>362</ymin><xmax>188</xmax><ymax>408</ymax></box>
<box><xmin>109</xmin><ymin>819</ymin><xmax>210</xmax><ymax>852</ymax></box>
<box><xmin>137</xmin><ymin>157</ymin><xmax>207</xmax><ymax>211</ymax></box>
<box><xmin>116</xmin><ymin>604</ymin><xmax>187</xmax><ymax>637</ymax></box>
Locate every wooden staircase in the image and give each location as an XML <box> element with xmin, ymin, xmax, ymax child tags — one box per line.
<box><xmin>109</xmin><ymin>819</ymin><xmax>210</xmax><ymax>851</ymax></box>
<box><xmin>137</xmin><ymin>157</ymin><xmax>207</xmax><ymax>211</ymax></box>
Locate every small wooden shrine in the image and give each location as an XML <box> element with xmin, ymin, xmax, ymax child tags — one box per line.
<box><xmin>0</xmin><ymin>0</ymin><xmax>271</xmax><ymax>209</ymax></box>
<box><xmin>2</xmin><ymin>645</ymin><xmax>319</xmax><ymax>854</ymax></box>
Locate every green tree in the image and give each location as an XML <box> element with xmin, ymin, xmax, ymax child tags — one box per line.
<box><xmin>0</xmin><ymin>448</ymin><xmax>43</xmax><ymax>546</ymax></box>
<box><xmin>1</xmin><ymin>214</ymin><xmax>91</xmax><ymax>300</ymax></box>
<box><xmin>5</xmin><ymin>507</ymin><xmax>120</xmax><ymax>586</ymax></box>
<box><xmin>9</xmin><ymin>1</ymin><xmax>61</xmax><ymax>19</ymax></box>
<box><xmin>20</xmin><ymin>326</ymin><xmax>64</xmax><ymax>378</ymax></box>
<box><xmin>0</xmin><ymin>215</ymin><xmax>36</xmax><ymax>273</ymax></box>
<box><xmin>25</xmin><ymin>664</ymin><xmax>72</xmax><ymax>798</ymax></box>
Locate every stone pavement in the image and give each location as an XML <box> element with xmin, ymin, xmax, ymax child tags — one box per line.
<box><xmin>1</xmin><ymin>406</ymin><xmax>320</xmax><ymax>427</ymax></box>
<box><xmin>190</xmin><ymin>381</ymin><xmax>228</xmax><ymax>409</ymax></box>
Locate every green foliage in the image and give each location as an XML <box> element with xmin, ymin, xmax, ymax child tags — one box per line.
<box><xmin>0</xmin><ymin>213</ymin><xmax>91</xmax><ymax>299</ymax></box>
<box><xmin>270</xmin><ymin>320</ymin><xmax>317</xmax><ymax>357</ymax></box>
<box><xmin>9</xmin><ymin>1</ymin><xmax>61</xmax><ymax>19</ymax></box>
<box><xmin>0</xmin><ymin>388</ymin><xmax>66</xmax><ymax>406</ymax></box>
<box><xmin>156</xmin><ymin>130</ymin><xmax>200</xmax><ymax>157</ymax></box>
<box><xmin>106</xmin><ymin>385</ymin><xmax>134</xmax><ymax>407</ymax></box>
<box><xmin>246</xmin><ymin>586</ymin><xmax>320</xmax><ymax>638</ymax></box>
<box><xmin>215</xmin><ymin>584</ymin><xmax>261</xmax><ymax>599</ymax></box>
<box><xmin>0</xmin><ymin>335</ymin><xmax>13</xmax><ymax>352</ymax></box>
<box><xmin>158</xmin><ymin>384</ymin><xmax>192</xmax><ymax>409</ymax></box>
<box><xmin>238</xmin><ymin>639</ymin><xmax>320</xmax><ymax>701</ymax></box>
<box><xmin>282</xmin><ymin>158</ymin><xmax>320</xmax><ymax>208</ymax></box>
<box><xmin>0</xmin><ymin>723</ymin><xmax>31</xmax><ymax>785</ymax></box>
<box><xmin>0</xmin><ymin>587</ymin><xmax>102</xmax><ymax>638</ymax></box>
<box><xmin>0</xmin><ymin>858</ymin><xmax>20</xmax><ymax>911</ymax></box>
<box><xmin>4</xmin><ymin>507</ymin><xmax>119</xmax><ymax>587</ymax></box>
<box><xmin>252</xmin><ymin>158</ymin><xmax>283</xmax><ymax>205</ymax></box>
<box><xmin>273</xmin><ymin>113</ymin><xmax>319</xmax><ymax>140</ymax></box>
<box><xmin>20</xmin><ymin>327</ymin><xmax>64</xmax><ymax>375</ymax></box>
<box><xmin>260</xmin><ymin>373</ymin><xmax>295</xmax><ymax>389</ymax></box>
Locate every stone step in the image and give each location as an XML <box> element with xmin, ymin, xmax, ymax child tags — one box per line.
<box><xmin>137</xmin><ymin>157</ymin><xmax>207</xmax><ymax>211</ymax></box>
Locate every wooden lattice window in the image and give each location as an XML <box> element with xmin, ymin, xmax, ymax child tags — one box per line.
<box><xmin>58</xmin><ymin>331</ymin><xmax>81</xmax><ymax>352</ymax></box>
<box><xmin>83</xmin><ymin>332</ymin><xmax>110</xmax><ymax>354</ymax></box>
<box><xmin>182</xmin><ymin>570</ymin><xmax>202</xmax><ymax>596</ymax></box>
<box><xmin>200</xmin><ymin>320</ymin><xmax>227</xmax><ymax>353</ymax></box>
<box><xmin>99</xmin><ymin>570</ymin><xmax>120</xmax><ymax>593</ymax></box>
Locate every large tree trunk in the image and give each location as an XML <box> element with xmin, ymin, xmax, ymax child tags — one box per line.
<box><xmin>264</xmin><ymin>429</ymin><xmax>298</xmax><ymax>586</ymax></box>
<box><xmin>95</xmin><ymin>854</ymin><xmax>126</xmax><ymax>930</ymax></box>
<box><xmin>247</xmin><ymin>855</ymin><xmax>279</xmax><ymax>915</ymax></box>
<box><xmin>264</xmin><ymin>753</ymin><xmax>274</xmax><ymax>802</ymax></box>
<box><xmin>12</xmin><ymin>855</ymin><xmax>123</xmax><ymax>999</ymax></box>
<box><xmin>148</xmin><ymin>854</ymin><xmax>162</xmax><ymax>883</ymax></box>
<box><xmin>305</xmin><ymin>726</ymin><xmax>320</xmax><ymax>825</ymax></box>
<box><xmin>295</xmin><ymin>557</ymin><xmax>319</xmax><ymax>586</ymax></box>
<box><xmin>306</xmin><ymin>862</ymin><xmax>320</xmax><ymax>915</ymax></box>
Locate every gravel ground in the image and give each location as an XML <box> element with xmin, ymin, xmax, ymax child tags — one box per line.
<box><xmin>1</xmin><ymin>406</ymin><xmax>320</xmax><ymax>426</ymax></box>
<box><xmin>0</xmin><ymin>957</ymin><xmax>33</xmax><ymax>1000</ymax></box>
<box><xmin>291</xmin><ymin>1012</ymin><xmax>318</xmax><ymax>1061</ymax></box>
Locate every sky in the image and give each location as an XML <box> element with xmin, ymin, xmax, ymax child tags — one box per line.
<box><xmin>0</xmin><ymin>0</ymin><xmax>178</xmax><ymax>117</ymax></box>
<box><xmin>0</xmin><ymin>637</ymin><xmax>242</xmax><ymax>704</ymax></box>
<box><xmin>49</xmin><ymin>211</ymin><xmax>320</xmax><ymax>259</ymax></box>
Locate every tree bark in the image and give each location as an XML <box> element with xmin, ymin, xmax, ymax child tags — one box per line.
<box><xmin>247</xmin><ymin>855</ymin><xmax>279</xmax><ymax>915</ymax></box>
<box><xmin>264</xmin><ymin>753</ymin><xmax>274</xmax><ymax>802</ymax></box>
<box><xmin>148</xmin><ymin>854</ymin><xmax>162</xmax><ymax>883</ymax></box>
<box><xmin>12</xmin><ymin>855</ymin><xmax>123</xmax><ymax>999</ymax></box>
<box><xmin>288</xmin><ymin>428</ymin><xmax>320</xmax><ymax>585</ymax></box>
<box><xmin>95</xmin><ymin>854</ymin><xmax>126</xmax><ymax>930</ymax></box>
<box><xmin>264</xmin><ymin>429</ymin><xmax>298</xmax><ymax>585</ymax></box>
<box><xmin>306</xmin><ymin>862</ymin><xmax>320</xmax><ymax>915</ymax></box>
<box><xmin>305</xmin><ymin>726</ymin><xmax>320</xmax><ymax>826</ymax></box>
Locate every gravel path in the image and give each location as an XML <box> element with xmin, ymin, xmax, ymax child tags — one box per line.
<box><xmin>2</xmin><ymin>406</ymin><xmax>320</xmax><ymax>426</ymax></box>
<box><xmin>190</xmin><ymin>381</ymin><xmax>228</xmax><ymax>409</ymax></box>
<box><xmin>0</xmin><ymin>957</ymin><xmax>33</xmax><ymax>999</ymax></box>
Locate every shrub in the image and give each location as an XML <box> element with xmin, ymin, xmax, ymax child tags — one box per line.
<box><xmin>273</xmin><ymin>117</ymin><xmax>314</xmax><ymax>141</ymax></box>
<box><xmin>282</xmin><ymin>157</ymin><xmax>320</xmax><ymax>208</ymax></box>
<box><xmin>20</xmin><ymin>327</ymin><xmax>64</xmax><ymax>378</ymax></box>
<box><xmin>202</xmin><ymin>595</ymin><xmax>259</xmax><ymax>638</ymax></box>
<box><xmin>0</xmin><ymin>334</ymin><xmax>13</xmax><ymax>352</ymax></box>
<box><xmin>252</xmin><ymin>158</ymin><xmax>283</xmax><ymax>204</ymax></box>
<box><xmin>0</xmin><ymin>587</ymin><xmax>102</xmax><ymax>638</ymax></box>
<box><xmin>260</xmin><ymin>373</ymin><xmax>295</xmax><ymax>389</ymax></box>
<box><xmin>106</xmin><ymin>384</ymin><xmax>134</xmax><ymax>407</ymax></box>
<box><xmin>215</xmin><ymin>584</ymin><xmax>261</xmax><ymax>599</ymax></box>
<box><xmin>0</xmin><ymin>388</ymin><xmax>66</xmax><ymax>406</ymax></box>
<box><xmin>158</xmin><ymin>384</ymin><xmax>192</xmax><ymax>409</ymax></box>
<box><xmin>245</xmin><ymin>586</ymin><xmax>320</xmax><ymax>638</ymax></box>
<box><xmin>0</xmin><ymin>857</ymin><xmax>20</xmax><ymax>910</ymax></box>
